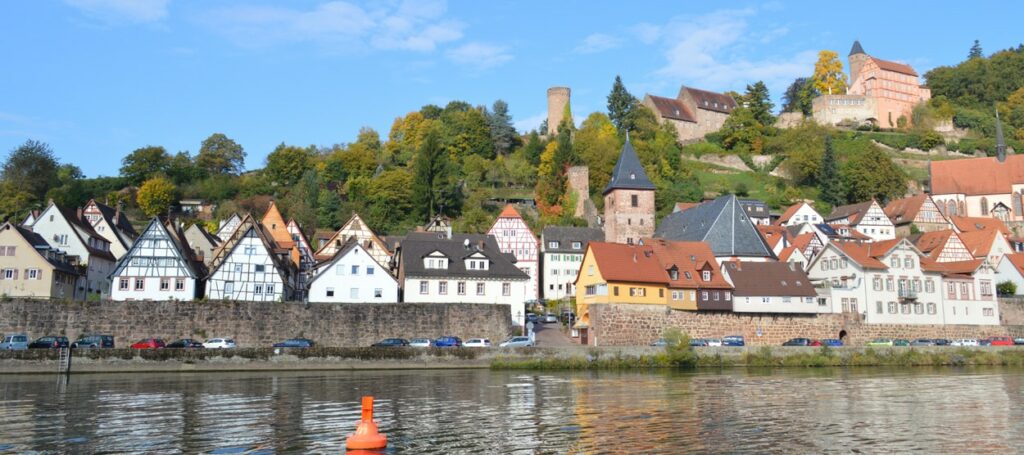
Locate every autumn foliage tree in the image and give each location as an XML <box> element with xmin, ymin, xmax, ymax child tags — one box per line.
<box><xmin>812</xmin><ymin>50</ymin><xmax>848</xmax><ymax>95</ymax></box>
<box><xmin>137</xmin><ymin>175</ymin><xmax>177</xmax><ymax>216</ymax></box>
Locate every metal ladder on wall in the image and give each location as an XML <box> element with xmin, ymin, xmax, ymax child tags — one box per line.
<box><xmin>58</xmin><ymin>347</ymin><xmax>72</xmax><ymax>374</ymax></box>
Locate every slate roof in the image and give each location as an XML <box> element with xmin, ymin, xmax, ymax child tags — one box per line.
<box><xmin>8</xmin><ymin>224</ymin><xmax>80</xmax><ymax>274</ymax></box>
<box><xmin>646</xmin><ymin>94</ymin><xmax>696</xmax><ymax>122</ymax></box>
<box><xmin>56</xmin><ymin>205</ymin><xmax>116</xmax><ymax>262</ymax></box>
<box><xmin>849</xmin><ymin>40</ymin><xmax>865</xmax><ymax>56</ymax></box>
<box><xmin>654</xmin><ymin>195</ymin><xmax>776</xmax><ymax>259</ymax></box>
<box><xmin>89</xmin><ymin>199</ymin><xmax>138</xmax><ymax>238</ymax></box>
<box><xmin>603</xmin><ymin>139</ymin><xmax>656</xmax><ymax>195</ymax></box>
<box><xmin>738</xmin><ymin>199</ymin><xmax>771</xmax><ymax>219</ymax></box>
<box><xmin>399</xmin><ymin>232</ymin><xmax>528</xmax><ymax>280</ymax></box>
<box><xmin>681</xmin><ymin>86</ymin><xmax>737</xmax><ymax>114</ymax></box>
<box><xmin>541</xmin><ymin>226</ymin><xmax>603</xmax><ymax>254</ymax></box>
<box><xmin>826</xmin><ymin>200</ymin><xmax>874</xmax><ymax>225</ymax></box>
<box><xmin>723</xmin><ymin>261</ymin><xmax>816</xmax><ymax>297</ymax></box>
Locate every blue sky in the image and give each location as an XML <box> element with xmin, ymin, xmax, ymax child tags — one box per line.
<box><xmin>1</xmin><ymin>1</ymin><xmax>1020</xmax><ymax>177</ymax></box>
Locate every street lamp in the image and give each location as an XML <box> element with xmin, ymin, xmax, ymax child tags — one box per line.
<box><xmin>516</xmin><ymin>310</ymin><xmax>524</xmax><ymax>336</ymax></box>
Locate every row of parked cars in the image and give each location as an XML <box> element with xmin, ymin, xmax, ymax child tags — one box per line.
<box><xmin>370</xmin><ymin>336</ymin><xmax>535</xmax><ymax>348</ymax></box>
<box><xmin>780</xmin><ymin>336</ymin><xmax>1024</xmax><ymax>347</ymax></box>
<box><xmin>0</xmin><ymin>334</ymin><xmax>240</xmax><ymax>350</ymax></box>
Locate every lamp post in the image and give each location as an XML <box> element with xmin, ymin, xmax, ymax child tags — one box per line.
<box><xmin>517</xmin><ymin>310</ymin><xmax>524</xmax><ymax>336</ymax></box>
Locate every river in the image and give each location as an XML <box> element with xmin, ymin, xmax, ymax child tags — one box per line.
<box><xmin>0</xmin><ymin>368</ymin><xmax>1021</xmax><ymax>453</ymax></box>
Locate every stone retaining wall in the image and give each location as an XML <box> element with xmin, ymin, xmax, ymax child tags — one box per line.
<box><xmin>588</xmin><ymin>302</ymin><xmax>1024</xmax><ymax>346</ymax></box>
<box><xmin>0</xmin><ymin>300</ymin><xmax>512</xmax><ymax>348</ymax></box>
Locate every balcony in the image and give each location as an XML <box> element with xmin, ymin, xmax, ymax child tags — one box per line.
<box><xmin>898</xmin><ymin>288</ymin><xmax>917</xmax><ymax>300</ymax></box>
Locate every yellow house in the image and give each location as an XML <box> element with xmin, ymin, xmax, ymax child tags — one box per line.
<box><xmin>0</xmin><ymin>223</ymin><xmax>82</xmax><ymax>300</ymax></box>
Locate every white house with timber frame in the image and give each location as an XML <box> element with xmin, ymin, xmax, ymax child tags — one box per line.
<box><xmin>110</xmin><ymin>217</ymin><xmax>202</xmax><ymax>301</ymax></box>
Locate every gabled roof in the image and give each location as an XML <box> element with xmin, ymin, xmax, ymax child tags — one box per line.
<box><xmin>869</xmin><ymin>57</ymin><xmax>918</xmax><ymax>77</ymax></box>
<box><xmin>603</xmin><ymin>139</ymin><xmax>655</xmax><ymax>195</ymax></box>
<box><xmin>207</xmin><ymin>214</ymin><xmax>294</xmax><ymax>279</ymax></box>
<box><xmin>776</xmin><ymin>202</ymin><xmax>810</xmax><ymax>225</ymax></box>
<box><xmin>756</xmin><ymin>225</ymin><xmax>787</xmax><ymax>250</ymax></box>
<box><xmin>654</xmin><ymin>195</ymin><xmax>776</xmax><ymax>259</ymax></box>
<box><xmin>1</xmin><ymin>223</ymin><xmax>80</xmax><ymax>275</ymax></box>
<box><xmin>884</xmin><ymin>194</ymin><xmax>940</xmax><ymax>226</ymax></box>
<box><xmin>498</xmin><ymin>204</ymin><xmax>522</xmax><ymax>219</ymax></box>
<box><xmin>216</xmin><ymin>213</ymin><xmax>242</xmax><ymax>239</ymax></box>
<box><xmin>314</xmin><ymin>212</ymin><xmax>391</xmax><ymax>262</ymax></box>
<box><xmin>644</xmin><ymin>239</ymin><xmax>732</xmax><ymax>289</ymax></box>
<box><xmin>1000</xmin><ymin>253</ymin><xmax>1024</xmax><ymax>275</ymax></box>
<box><xmin>930</xmin><ymin>154</ymin><xmax>1024</xmax><ymax>196</ymax></box>
<box><xmin>185</xmin><ymin>223</ymin><xmax>221</xmax><ymax>249</ymax></box>
<box><xmin>827</xmin><ymin>200</ymin><xmax>874</xmax><ymax>225</ymax></box>
<box><xmin>921</xmin><ymin>258</ymin><xmax>984</xmax><ymax>277</ymax></box>
<box><xmin>261</xmin><ymin>201</ymin><xmax>293</xmax><ymax>248</ymax></box>
<box><xmin>831</xmin><ymin>242</ymin><xmax>888</xmax><ymax>270</ymax></box>
<box><xmin>680</xmin><ymin>86</ymin><xmax>737</xmax><ymax>114</ymax></box>
<box><xmin>958</xmin><ymin>230</ymin><xmax>1001</xmax><ymax>258</ymax></box>
<box><xmin>46</xmin><ymin>203</ymin><xmax>116</xmax><ymax>262</ymax></box>
<box><xmin>790</xmin><ymin>232</ymin><xmax>816</xmax><ymax>252</ymax></box>
<box><xmin>399</xmin><ymin>232</ymin><xmax>528</xmax><ymax>280</ymax></box>
<box><xmin>86</xmin><ymin>199</ymin><xmax>138</xmax><ymax>238</ymax></box>
<box><xmin>110</xmin><ymin>217</ymin><xmax>200</xmax><ymax>279</ymax></box>
<box><xmin>911</xmin><ymin>229</ymin><xmax>958</xmax><ymax>259</ymax></box>
<box><xmin>777</xmin><ymin>245</ymin><xmax>803</xmax><ymax>262</ymax></box>
<box><xmin>541</xmin><ymin>226</ymin><xmax>603</xmax><ymax>254</ymax></box>
<box><xmin>646</xmin><ymin>94</ymin><xmax>696</xmax><ymax>122</ymax></box>
<box><xmin>308</xmin><ymin>238</ymin><xmax>396</xmax><ymax>286</ymax></box>
<box><xmin>674</xmin><ymin>202</ymin><xmax>700</xmax><ymax>213</ymax></box>
<box><xmin>724</xmin><ymin>261</ymin><xmax>816</xmax><ymax>297</ymax></box>
<box><xmin>949</xmin><ymin>216</ymin><xmax>1011</xmax><ymax>235</ymax></box>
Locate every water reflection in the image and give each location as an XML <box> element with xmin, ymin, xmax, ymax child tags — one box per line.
<box><xmin>0</xmin><ymin>368</ymin><xmax>1021</xmax><ymax>453</ymax></box>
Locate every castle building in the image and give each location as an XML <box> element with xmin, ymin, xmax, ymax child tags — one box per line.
<box><xmin>546</xmin><ymin>87</ymin><xmax>570</xmax><ymax>135</ymax></box>
<box><xmin>603</xmin><ymin>139</ymin><xmax>655</xmax><ymax>245</ymax></box>
<box><xmin>487</xmin><ymin>205</ymin><xmax>539</xmax><ymax>300</ymax></box>
<box><xmin>642</xmin><ymin>86</ymin><xmax>737</xmax><ymax>143</ymax></box>
<box><xmin>813</xmin><ymin>41</ymin><xmax>931</xmax><ymax>128</ymax></box>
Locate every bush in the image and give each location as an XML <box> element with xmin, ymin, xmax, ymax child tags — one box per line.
<box><xmin>997</xmin><ymin>280</ymin><xmax>1017</xmax><ymax>297</ymax></box>
<box><xmin>919</xmin><ymin>131</ymin><xmax>944</xmax><ymax>150</ymax></box>
<box><xmin>660</xmin><ymin>328</ymin><xmax>697</xmax><ymax>368</ymax></box>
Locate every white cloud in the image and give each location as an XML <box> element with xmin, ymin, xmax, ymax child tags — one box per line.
<box><xmin>445</xmin><ymin>42</ymin><xmax>512</xmax><ymax>70</ymax></box>
<box><xmin>648</xmin><ymin>9</ymin><xmax>814</xmax><ymax>98</ymax></box>
<box><xmin>514</xmin><ymin>111</ymin><xmax>547</xmax><ymax>133</ymax></box>
<box><xmin>204</xmin><ymin>0</ymin><xmax>463</xmax><ymax>52</ymax></box>
<box><xmin>575</xmin><ymin>33</ymin><xmax>621</xmax><ymax>54</ymax></box>
<box><xmin>65</xmin><ymin>0</ymin><xmax>169</xmax><ymax>23</ymax></box>
<box><xmin>630</xmin><ymin>23</ymin><xmax>661</xmax><ymax>44</ymax></box>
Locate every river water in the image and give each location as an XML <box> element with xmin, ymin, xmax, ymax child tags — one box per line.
<box><xmin>0</xmin><ymin>368</ymin><xmax>1021</xmax><ymax>453</ymax></box>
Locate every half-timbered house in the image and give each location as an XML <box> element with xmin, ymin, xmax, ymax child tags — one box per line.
<box><xmin>205</xmin><ymin>215</ymin><xmax>297</xmax><ymax>301</ymax></box>
<box><xmin>82</xmin><ymin>199</ymin><xmax>138</xmax><ymax>259</ymax></box>
<box><xmin>487</xmin><ymin>205</ymin><xmax>539</xmax><ymax>300</ymax></box>
<box><xmin>110</xmin><ymin>217</ymin><xmax>203</xmax><ymax>301</ymax></box>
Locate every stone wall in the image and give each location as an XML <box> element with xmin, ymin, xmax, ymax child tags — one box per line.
<box><xmin>588</xmin><ymin>303</ymin><xmax>1024</xmax><ymax>346</ymax></box>
<box><xmin>0</xmin><ymin>300</ymin><xmax>513</xmax><ymax>348</ymax></box>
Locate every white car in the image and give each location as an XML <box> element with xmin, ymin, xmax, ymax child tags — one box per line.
<box><xmin>951</xmin><ymin>339</ymin><xmax>979</xmax><ymax>346</ymax></box>
<box><xmin>409</xmin><ymin>338</ymin><xmax>432</xmax><ymax>347</ymax></box>
<box><xmin>203</xmin><ymin>338</ymin><xmax>237</xmax><ymax>349</ymax></box>
<box><xmin>705</xmin><ymin>338</ymin><xmax>723</xmax><ymax>347</ymax></box>
<box><xmin>464</xmin><ymin>338</ymin><xmax>492</xmax><ymax>348</ymax></box>
<box><xmin>499</xmin><ymin>336</ymin><xmax>534</xmax><ymax>348</ymax></box>
<box><xmin>543</xmin><ymin>313</ymin><xmax>558</xmax><ymax>323</ymax></box>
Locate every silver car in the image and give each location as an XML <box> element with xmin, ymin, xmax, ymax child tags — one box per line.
<box><xmin>409</xmin><ymin>338</ymin><xmax>432</xmax><ymax>347</ymax></box>
<box><xmin>1</xmin><ymin>334</ymin><xmax>30</xmax><ymax>350</ymax></box>
<box><xmin>499</xmin><ymin>336</ymin><xmax>534</xmax><ymax>347</ymax></box>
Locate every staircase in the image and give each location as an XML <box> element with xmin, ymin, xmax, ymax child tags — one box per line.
<box><xmin>58</xmin><ymin>347</ymin><xmax>72</xmax><ymax>374</ymax></box>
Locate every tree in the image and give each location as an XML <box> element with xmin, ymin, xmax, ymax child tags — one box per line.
<box><xmin>166</xmin><ymin>151</ymin><xmax>202</xmax><ymax>185</ymax></box>
<box><xmin>812</xmin><ymin>50</ymin><xmax>848</xmax><ymax>95</ymax></box>
<box><xmin>997</xmin><ymin>280</ymin><xmax>1017</xmax><ymax>296</ymax></box>
<box><xmin>743</xmin><ymin>81</ymin><xmax>775</xmax><ymax>127</ymax></box>
<box><xmin>574</xmin><ymin>113</ymin><xmax>621</xmax><ymax>203</ymax></box>
<box><xmin>264</xmin><ymin>143</ymin><xmax>314</xmax><ymax>186</ymax></box>
<box><xmin>137</xmin><ymin>176</ymin><xmax>177</xmax><ymax>216</ymax></box>
<box><xmin>440</xmin><ymin>102</ymin><xmax>495</xmax><ymax>160</ymax></box>
<box><xmin>969</xmin><ymin>40</ymin><xmax>983</xmax><ymax>59</ymax></box>
<box><xmin>841</xmin><ymin>146</ymin><xmax>907</xmax><ymax>203</ymax></box>
<box><xmin>487</xmin><ymin>100</ymin><xmax>517</xmax><ymax>156</ymax></box>
<box><xmin>719</xmin><ymin>106</ymin><xmax>766</xmax><ymax>153</ymax></box>
<box><xmin>366</xmin><ymin>169</ymin><xmax>416</xmax><ymax>233</ymax></box>
<box><xmin>607</xmin><ymin>75</ymin><xmax>637</xmax><ymax>131</ymax></box>
<box><xmin>46</xmin><ymin>164</ymin><xmax>88</xmax><ymax>208</ymax></box>
<box><xmin>817</xmin><ymin>136</ymin><xmax>844</xmax><ymax>206</ymax></box>
<box><xmin>1</xmin><ymin>140</ymin><xmax>60</xmax><ymax>202</ymax></box>
<box><xmin>196</xmin><ymin>133</ymin><xmax>245</xmax><ymax>176</ymax></box>
<box><xmin>782</xmin><ymin>77</ymin><xmax>817</xmax><ymax>115</ymax></box>
<box><xmin>522</xmin><ymin>131</ymin><xmax>545</xmax><ymax>166</ymax></box>
<box><xmin>120</xmin><ymin>145</ymin><xmax>170</xmax><ymax>186</ymax></box>
<box><xmin>412</xmin><ymin>127</ymin><xmax>457</xmax><ymax>221</ymax></box>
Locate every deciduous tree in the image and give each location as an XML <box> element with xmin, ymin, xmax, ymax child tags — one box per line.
<box><xmin>196</xmin><ymin>133</ymin><xmax>246</xmax><ymax>176</ymax></box>
<box><xmin>812</xmin><ymin>50</ymin><xmax>848</xmax><ymax>95</ymax></box>
<box><xmin>137</xmin><ymin>175</ymin><xmax>177</xmax><ymax>216</ymax></box>
<box><xmin>1</xmin><ymin>139</ymin><xmax>60</xmax><ymax>202</ymax></box>
<box><xmin>264</xmin><ymin>144</ymin><xmax>314</xmax><ymax>187</ymax></box>
<box><xmin>120</xmin><ymin>146</ymin><xmax>170</xmax><ymax>186</ymax></box>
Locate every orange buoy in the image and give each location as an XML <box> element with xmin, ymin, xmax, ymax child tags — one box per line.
<box><xmin>345</xmin><ymin>396</ymin><xmax>387</xmax><ymax>451</ymax></box>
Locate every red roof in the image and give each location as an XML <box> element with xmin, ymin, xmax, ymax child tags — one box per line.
<box><xmin>790</xmin><ymin>232</ymin><xmax>815</xmax><ymax>252</ymax></box>
<box><xmin>1001</xmin><ymin>253</ymin><xmax>1024</xmax><ymax>275</ymax></box>
<box><xmin>645</xmin><ymin>239</ymin><xmax>732</xmax><ymax>289</ymax></box>
<box><xmin>647</xmin><ymin>95</ymin><xmax>696</xmax><ymax>122</ymax></box>
<box><xmin>674</xmin><ymin>202</ymin><xmax>701</xmax><ymax>213</ymax></box>
<box><xmin>777</xmin><ymin>245</ymin><xmax>802</xmax><ymax>262</ymax></box>
<box><xmin>884</xmin><ymin>194</ymin><xmax>931</xmax><ymax>225</ymax></box>
<box><xmin>832</xmin><ymin>239</ymin><xmax>902</xmax><ymax>270</ymax></box>
<box><xmin>757</xmin><ymin>225</ymin><xmax>787</xmax><ymax>250</ymax></box>
<box><xmin>586</xmin><ymin>240</ymin><xmax>731</xmax><ymax>289</ymax></box>
<box><xmin>498</xmin><ymin>204</ymin><xmax>522</xmax><ymax>218</ymax></box>
<box><xmin>921</xmin><ymin>258</ymin><xmax>983</xmax><ymax>277</ymax></box>
<box><xmin>869</xmin><ymin>57</ymin><xmax>918</xmax><ymax>76</ymax></box>
<box><xmin>930</xmin><ymin>154</ymin><xmax>1024</xmax><ymax>196</ymax></box>
<box><xmin>587</xmin><ymin>242</ymin><xmax>672</xmax><ymax>285</ymax></box>
<box><xmin>958</xmin><ymin>230</ymin><xmax>999</xmax><ymax>258</ymax></box>
<box><xmin>949</xmin><ymin>216</ymin><xmax>1010</xmax><ymax>235</ymax></box>
<box><xmin>775</xmin><ymin>202</ymin><xmax>807</xmax><ymax>225</ymax></box>
<box><xmin>912</xmin><ymin>230</ymin><xmax>957</xmax><ymax>259</ymax></box>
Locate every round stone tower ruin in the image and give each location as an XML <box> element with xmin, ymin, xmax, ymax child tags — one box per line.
<box><xmin>547</xmin><ymin>86</ymin><xmax>571</xmax><ymax>136</ymax></box>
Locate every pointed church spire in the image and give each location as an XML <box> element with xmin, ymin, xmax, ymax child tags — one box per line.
<box><xmin>996</xmin><ymin>107</ymin><xmax>1007</xmax><ymax>163</ymax></box>
<box><xmin>849</xmin><ymin>40</ymin><xmax>865</xmax><ymax>56</ymax></box>
<box><xmin>602</xmin><ymin>137</ymin><xmax>655</xmax><ymax>195</ymax></box>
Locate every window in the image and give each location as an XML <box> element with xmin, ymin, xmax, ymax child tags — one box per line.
<box><xmin>244</xmin><ymin>246</ymin><xmax>256</xmax><ymax>255</ymax></box>
<box><xmin>351</xmin><ymin>265</ymin><xmax>360</xmax><ymax>275</ymax></box>
<box><xmin>350</xmin><ymin>288</ymin><xmax>359</xmax><ymax>299</ymax></box>
<box><xmin>885</xmin><ymin>278</ymin><xmax>894</xmax><ymax>291</ymax></box>
<box><xmin>631</xmin><ymin>195</ymin><xmax>639</xmax><ymax>207</ymax></box>
<box><xmin>175</xmin><ymin>278</ymin><xmax>185</xmax><ymax>291</ymax></box>
<box><xmin>367</xmin><ymin>266</ymin><xmax>375</xmax><ymax>276</ymax></box>
<box><xmin>502</xmin><ymin>282</ymin><xmax>511</xmax><ymax>296</ymax></box>
<box><xmin>224</xmin><ymin>281</ymin><xmax>234</xmax><ymax>295</ymax></box>
<box><xmin>254</xmin><ymin>284</ymin><xmax>264</xmax><ymax>294</ymax></box>
<box><xmin>983</xmin><ymin>308</ymin><xmax>994</xmax><ymax>317</ymax></box>
<box><xmin>914</xmin><ymin>303</ymin><xmax>923</xmax><ymax>314</ymax></box>
<box><xmin>890</xmin><ymin>257</ymin><xmax>899</xmax><ymax>268</ymax></box>
<box><xmin>669</xmin><ymin>269</ymin><xmax>679</xmax><ymax>280</ymax></box>
<box><xmin>255</xmin><ymin>265</ymin><xmax>265</xmax><ymax>273</ymax></box>
<box><xmin>572</xmin><ymin>242</ymin><xmax>582</xmax><ymax>249</ymax></box>
<box><xmin>904</xmin><ymin>257</ymin><xmax>913</xmax><ymax>269</ymax></box>
<box><xmin>457</xmin><ymin>281</ymin><xmax>466</xmax><ymax>295</ymax></box>
<box><xmin>901</xmin><ymin>303</ymin><xmax>911</xmax><ymax>314</ymax></box>
<box><xmin>701</xmin><ymin>291</ymin><xmax>708</xmax><ymax>300</ymax></box>
<box><xmin>374</xmin><ymin>288</ymin><xmax>383</xmax><ymax>298</ymax></box>
<box><xmin>702</xmin><ymin>270</ymin><xmax>711</xmax><ymax>281</ymax></box>
<box><xmin>119</xmin><ymin>278</ymin><xmax>129</xmax><ymax>291</ymax></box>
<box><xmin>419</xmin><ymin>281</ymin><xmax>428</xmax><ymax>294</ymax></box>
<box><xmin>724</xmin><ymin>291</ymin><xmax>731</xmax><ymax>299</ymax></box>
<box><xmin>552</xmin><ymin>269</ymin><xmax>559</xmax><ymax>276</ymax></box>
<box><xmin>548</xmin><ymin>241</ymin><xmax>559</xmax><ymax>249</ymax></box>
<box><xmin>477</xmin><ymin>283</ymin><xmax>486</xmax><ymax>295</ymax></box>
<box><xmin>873</xmin><ymin>277</ymin><xmax>882</xmax><ymax>291</ymax></box>
<box><xmin>160</xmin><ymin>278</ymin><xmax>170</xmax><ymax>291</ymax></box>
<box><xmin>629</xmin><ymin>287</ymin><xmax>646</xmax><ymax>297</ymax></box>
<box><xmin>888</xmin><ymin>302</ymin><xmax>897</xmax><ymax>314</ymax></box>
<box><xmin>927</xmin><ymin>303</ymin><xmax>936</xmax><ymax>315</ymax></box>
<box><xmin>234</xmin><ymin>264</ymin><xmax>243</xmax><ymax>273</ymax></box>
<box><xmin>326</xmin><ymin>288</ymin><xmax>335</xmax><ymax>297</ymax></box>
<box><xmin>980</xmin><ymin>280</ymin><xmax>993</xmax><ymax>296</ymax></box>
<box><xmin>818</xmin><ymin>298</ymin><xmax>828</xmax><ymax>307</ymax></box>
<box><xmin>947</xmin><ymin>282</ymin><xmax>957</xmax><ymax>299</ymax></box>
<box><xmin>134</xmin><ymin>278</ymin><xmax>144</xmax><ymax>290</ymax></box>
<box><xmin>613</xmin><ymin>286</ymin><xmax>619</xmax><ymax>296</ymax></box>
<box><xmin>671</xmin><ymin>291</ymin><xmax>682</xmax><ymax>300</ymax></box>
<box><xmin>850</xmin><ymin>298</ymin><xmax>858</xmax><ymax>313</ymax></box>
<box><xmin>876</xmin><ymin>301</ymin><xmax>883</xmax><ymax>314</ymax></box>
<box><xmin>439</xmin><ymin>281</ymin><xmax>448</xmax><ymax>295</ymax></box>
<box><xmin>266</xmin><ymin>284</ymin><xmax>275</xmax><ymax>294</ymax></box>
<box><xmin>3</xmin><ymin>246</ymin><xmax>14</xmax><ymax>256</ymax></box>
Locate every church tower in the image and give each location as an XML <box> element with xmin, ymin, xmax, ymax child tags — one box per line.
<box><xmin>603</xmin><ymin>138</ymin><xmax>656</xmax><ymax>244</ymax></box>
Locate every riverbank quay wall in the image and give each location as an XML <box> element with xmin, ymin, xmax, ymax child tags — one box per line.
<box><xmin>586</xmin><ymin>300</ymin><xmax>1024</xmax><ymax>346</ymax></box>
<box><xmin>0</xmin><ymin>300</ymin><xmax>512</xmax><ymax>348</ymax></box>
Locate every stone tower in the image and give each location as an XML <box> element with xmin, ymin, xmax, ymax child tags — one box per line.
<box><xmin>848</xmin><ymin>40</ymin><xmax>869</xmax><ymax>87</ymax></box>
<box><xmin>603</xmin><ymin>139</ymin><xmax>656</xmax><ymax>244</ymax></box>
<box><xmin>547</xmin><ymin>86</ymin><xmax>571</xmax><ymax>135</ymax></box>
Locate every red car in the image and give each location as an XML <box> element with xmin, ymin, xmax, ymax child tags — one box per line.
<box><xmin>987</xmin><ymin>336</ymin><xmax>1014</xmax><ymax>346</ymax></box>
<box><xmin>130</xmin><ymin>338</ymin><xmax>166</xmax><ymax>350</ymax></box>
<box><xmin>809</xmin><ymin>339</ymin><xmax>823</xmax><ymax>347</ymax></box>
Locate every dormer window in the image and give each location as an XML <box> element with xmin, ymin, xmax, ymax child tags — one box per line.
<box><xmin>684</xmin><ymin>271</ymin><xmax>692</xmax><ymax>279</ymax></box>
<box><xmin>548</xmin><ymin>241</ymin><xmax>559</xmax><ymax>249</ymax></box>
<box><xmin>630</xmin><ymin>173</ymin><xmax>636</xmax><ymax>180</ymax></box>
<box><xmin>571</xmin><ymin>241</ymin><xmax>582</xmax><ymax>249</ymax></box>
<box><xmin>702</xmin><ymin>270</ymin><xmax>711</xmax><ymax>281</ymax></box>
<box><xmin>669</xmin><ymin>268</ymin><xmax>679</xmax><ymax>280</ymax></box>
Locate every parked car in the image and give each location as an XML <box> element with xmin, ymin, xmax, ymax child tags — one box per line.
<box><xmin>951</xmin><ymin>339</ymin><xmax>979</xmax><ymax>346</ymax></box>
<box><xmin>821</xmin><ymin>339</ymin><xmax>844</xmax><ymax>347</ymax></box>
<box><xmin>987</xmin><ymin>336</ymin><xmax>1014</xmax><ymax>346</ymax></box>
<box><xmin>203</xmin><ymin>338</ymin><xmax>236</xmax><ymax>349</ymax></box>
<box><xmin>561</xmin><ymin>311</ymin><xmax>576</xmax><ymax>323</ymax></box>
<box><xmin>72</xmin><ymin>335</ymin><xmax>114</xmax><ymax>349</ymax></box>
<box><xmin>409</xmin><ymin>338</ymin><xmax>433</xmax><ymax>347</ymax></box>
<box><xmin>165</xmin><ymin>339</ymin><xmax>204</xmax><ymax>349</ymax></box>
<box><xmin>782</xmin><ymin>338</ymin><xmax>813</xmax><ymax>346</ymax></box>
<box><xmin>130</xmin><ymin>338</ymin><xmax>166</xmax><ymax>350</ymax></box>
<box><xmin>273</xmin><ymin>338</ymin><xmax>315</xmax><ymax>348</ymax></box>
<box><xmin>865</xmin><ymin>338</ymin><xmax>894</xmax><ymax>347</ymax></box>
<box><xmin>705</xmin><ymin>338</ymin><xmax>723</xmax><ymax>347</ymax></box>
<box><xmin>979</xmin><ymin>338</ymin><xmax>992</xmax><ymax>346</ymax></box>
<box><xmin>499</xmin><ymin>336</ymin><xmax>534</xmax><ymax>348</ymax></box>
<box><xmin>1</xmin><ymin>334</ymin><xmax>30</xmax><ymax>350</ymax></box>
<box><xmin>910</xmin><ymin>339</ymin><xmax>936</xmax><ymax>346</ymax></box>
<box><xmin>434</xmin><ymin>336</ymin><xmax>463</xmax><ymax>347</ymax></box>
<box><xmin>464</xmin><ymin>338</ymin><xmax>491</xmax><ymax>348</ymax></box>
<box><xmin>372</xmin><ymin>338</ymin><xmax>409</xmax><ymax>347</ymax></box>
<box><xmin>525</xmin><ymin>313</ymin><xmax>539</xmax><ymax>324</ymax></box>
<box><xmin>808</xmin><ymin>340</ymin><xmax>823</xmax><ymax>347</ymax></box>
<box><xmin>689</xmin><ymin>339</ymin><xmax>709</xmax><ymax>347</ymax></box>
<box><xmin>933</xmin><ymin>339</ymin><xmax>951</xmax><ymax>346</ymax></box>
<box><xmin>28</xmin><ymin>336</ymin><xmax>69</xmax><ymax>349</ymax></box>
<box><xmin>722</xmin><ymin>335</ymin><xmax>745</xmax><ymax>347</ymax></box>
<box><xmin>1014</xmin><ymin>338</ymin><xmax>1024</xmax><ymax>346</ymax></box>
<box><xmin>650</xmin><ymin>338</ymin><xmax>668</xmax><ymax>347</ymax></box>
<box><xmin>543</xmin><ymin>313</ymin><xmax>558</xmax><ymax>323</ymax></box>
<box><xmin>893</xmin><ymin>339</ymin><xmax>910</xmax><ymax>347</ymax></box>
